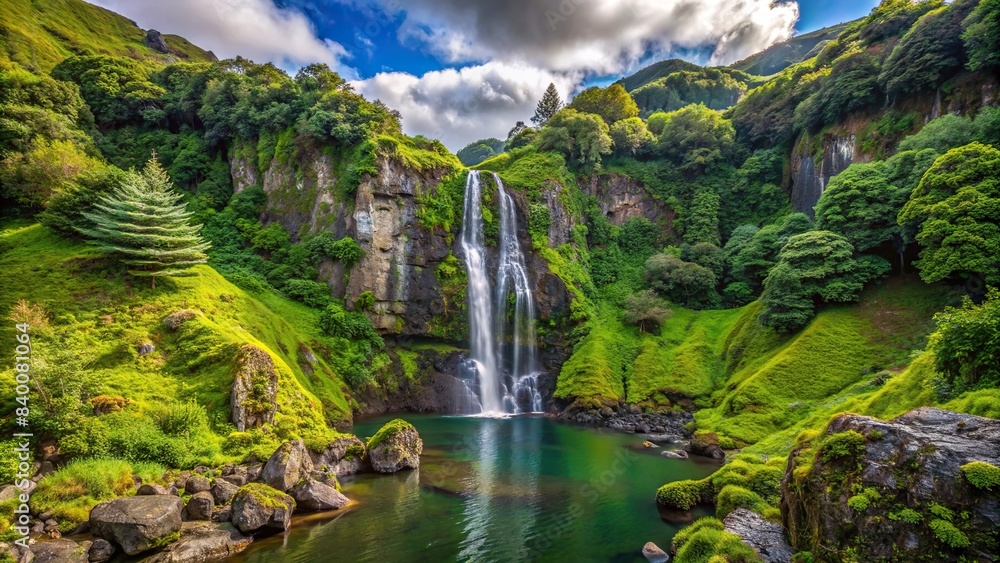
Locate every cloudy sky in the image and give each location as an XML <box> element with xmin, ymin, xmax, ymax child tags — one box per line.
<box><xmin>87</xmin><ymin>0</ymin><xmax>881</xmax><ymax>149</ymax></box>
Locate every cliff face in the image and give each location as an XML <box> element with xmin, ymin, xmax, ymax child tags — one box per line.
<box><xmin>790</xmin><ymin>134</ymin><xmax>857</xmax><ymax>217</ymax></box>
<box><xmin>584</xmin><ymin>173</ymin><xmax>675</xmax><ymax>230</ymax></box>
<box><xmin>239</xmin><ymin>146</ymin><xmax>580</xmax><ymax>338</ymax></box>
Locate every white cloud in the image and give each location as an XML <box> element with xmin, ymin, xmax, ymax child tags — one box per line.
<box><xmin>85</xmin><ymin>0</ymin><xmax>358</xmax><ymax>77</ymax></box>
<box><xmin>354</xmin><ymin>62</ymin><xmax>578</xmax><ymax>149</ymax></box>
<box><xmin>350</xmin><ymin>0</ymin><xmax>800</xmax><ymax>72</ymax></box>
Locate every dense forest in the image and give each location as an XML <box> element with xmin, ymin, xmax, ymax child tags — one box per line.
<box><xmin>0</xmin><ymin>0</ymin><xmax>999</xmax><ymax>561</ymax></box>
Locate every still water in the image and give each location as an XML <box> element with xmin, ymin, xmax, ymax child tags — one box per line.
<box><xmin>234</xmin><ymin>415</ymin><xmax>717</xmax><ymax>562</ymax></box>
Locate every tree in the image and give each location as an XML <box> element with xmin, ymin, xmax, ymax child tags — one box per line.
<box><xmin>898</xmin><ymin>142</ymin><xmax>1000</xmax><ymax>284</ymax></box>
<box><xmin>567</xmin><ymin>84</ymin><xmax>639</xmax><ymax>125</ymax></box>
<box><xmin>726</xmin><ymin>213</ymin><xmax>812</xmax><ymax>291</ymax></box>
<box><xmin>879</xmin><ymin>0</ymin><xmax>977</xmax><ymax>101</ymax></box>
<box><xmin>624</xmin><ymin>289</ymin><xmax>673</xmax><ymax>333</ymax></box>
<box><xmin>0</xmin><ymin>138</ymin><xmax>100</xmax><ymax>211</ymax></box>
<box><xmin>656</xmin><ymin>103</ymin><xmax>736</xmax><ymax>176</ymax></box>
<box><xmin>929</xmin><ymin>288</ymin><xmax>1000</xmax><ymax>393</ymax></box>
<box><xmin>78</xmin><ymin>156</ymin><xmax>210</xmax><ymax>288</ymax></box>
<box><xmin>645</xmin><ymin>253</ymin><xmax>718</xmax><ymax>309</ymax></box>
<box><xmin>759</xmin><ymin>231</ymin><xmax>890</xmax><ymax>332</ymax></box>
<box><xmin>532</xmin><ymin>83</ymin><xmax>563</xmax><ymax>126</ymax></box>
<box><xmin>609</xmin><ymin>117</ymin><xmax>655</xmax><ymax>157</ymax></box>
<box><xmin>815</xmin><ymin>161</ymin><xmax>912</xmax><ymax>271</ymax></box>
<box><xmin>537</xmin><ymin>108</ymin><xmax>612</xmax><ymax>168</ymax></box>
<box><xmin>683</xmin><ymin>189</ymin><xmax>721</xmax><ymax>246</ymax></box>
<box><xmin>963</xmin><ymin>0</ymin><xmax>1000</xmax><ymax>71</ymax></box>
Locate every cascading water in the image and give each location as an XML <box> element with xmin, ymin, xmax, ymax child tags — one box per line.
<box><xmin>458</xmin><ymin>171</ymin><xmax>542</xmax><ymax>415</ymax></box>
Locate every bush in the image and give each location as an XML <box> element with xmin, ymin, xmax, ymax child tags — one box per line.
<box><xmin>656</xmin><ymin>478</ymin><xmax>711</xmax><ymax>510</ymax></box>
<box><xmin>820</xmin><ymin>430</ymin><xmax>866</xmax><ymax>464</ymax></box>
<box><xmin>715</xmin><ymin>485</ymin><xmax>768</xmax><ymax>519</ymax></box>
<box><xmin>283</xmin><ymin>279</ymin><xmax>332</xmax><ymax>309</ymax></box>
<box><xmin>150</xmin><ymin>401</ymin><xmax>209</xmax><ymax>438</ymax></box>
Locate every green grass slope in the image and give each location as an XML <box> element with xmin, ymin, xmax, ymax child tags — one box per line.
<box><xmin>0</xmin><ymin>222</ymin><xmax>349</xmax><ymax>466</ymax></box>
<box><xmin>0</xmin><ymin>0</ymin><xmax>215</xmax><ymax>72</ymax></box>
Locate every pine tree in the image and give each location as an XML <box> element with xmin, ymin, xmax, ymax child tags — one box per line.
<box><xmin>531</xmin><ymin>83</ymin><xmax>563</xmax><ymax>126</ymax></box>
<box><xmin>78</xmin><ymin>155</ymin><xmax>210</xmax><ymax>288</ymax></box>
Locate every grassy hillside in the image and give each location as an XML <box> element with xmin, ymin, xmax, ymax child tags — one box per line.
<box><xmin>0</xmin><ymin>0</ymin><xmax>215</xmax><ymax>72</ymax></box>
<box><xmin>555</xmin><ymin>275</ymin><xmax>978</xmax><ymax>451</ymax></box>
<box><xmin>0</xmin><ymin>222</ymin><xmax>350</xmax><ymax>469</ymax></box>
<box><xmin>732</xmin><ymin>22</ymin><xmax>852</xmax><ymax>76</ymax></box>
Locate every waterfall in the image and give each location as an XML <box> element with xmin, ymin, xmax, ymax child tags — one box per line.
<box><xmin>458</xmin><ymin>171</ymin><xmax>542</xmax><ymax>415</ymax></box>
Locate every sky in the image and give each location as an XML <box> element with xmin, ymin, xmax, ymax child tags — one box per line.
<box><xmin>87</xmin><ymin>0</ymin><xmax>883</xmax><ymax>149</ymax></box>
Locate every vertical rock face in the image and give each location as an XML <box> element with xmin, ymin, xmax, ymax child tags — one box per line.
<box><xmin>781</xmin><ymin>408</ymin><xmax>1000</xmax><ymax>561</ymax></box>
<box><xmin>583</xmin><ymin>173</ymin><xmax>675</xmax><ymax>229</ymax></box>
<box><xmin>791</xmin><ymin>134</ymin><xmax>857</xmax><ymax>216</ymax></box>
<box><xmin>345</xmin><ymin>158</ymin><xmax>453</xmax><ymax>334</ymax></box>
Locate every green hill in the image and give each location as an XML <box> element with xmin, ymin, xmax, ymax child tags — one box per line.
<box><xmin>731</xmin><ymin>21</ymin><xmax>853</xmax><ymax>76</ymax></box>
<box><xmin>0</xmin><ymin>0</ymin><xmax>216</xmax><ymax>72</ymax></box>
<box><xmin>0</xmin><ymin>222</ymin><xmax>350</xmax><ymax>468</ymax></box>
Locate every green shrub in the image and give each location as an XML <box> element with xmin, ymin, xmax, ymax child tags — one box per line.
<box><xmin>33</xmin><ymin>458</ymin><xmax>164</xmax><ymax>531</ymax></box>
<box><xmin>656</xmin><ymin>478</ymin><xmax>711</xmax><ymax>510</ymax></box>
<box><xmin>715</xmin><ymin>485</ymin><xmax>768</xmax><ymax>519</ymax></box>
<box><xmin>929</xmin><ymin>519</ymin><xmax>970</xmax><ymax>549</ymax></box>
<box><xmin>961</xmin><ymin>461</ymin><xmax>1000</xmax><ymax>490</ymax></box>
<box><xmin>847</xmin><ymin>494</ymin><xmax>870</xmax><ymax>512</ymax></box>
<box><xmin>672</xmin><ymin>516</ymin><xmax>761</xmax><ymax>562</ymax></box>
<box><xmin>820</xmin><ymin>430</ymin><xmax>866</xmax><ymax>464</ymax></box>
<box><xmin>150</xmin><ymin>400</ymin><xmax>209</xmax><ymax>438</ymax></box>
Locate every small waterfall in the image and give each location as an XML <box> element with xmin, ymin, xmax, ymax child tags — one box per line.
<box><xmin>458</xmin><ymin>171</ymin><xmax>542</xmax><ymax>415</ymax></box>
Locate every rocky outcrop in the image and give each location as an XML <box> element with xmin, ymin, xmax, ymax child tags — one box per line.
<box><xmin>312</xmin><ymin>435</ymin><xmax>368</xmax><ymax>476</ymax></box>
<box><xmin>346</xmin><ymin>157</ymin><xmax>454</xmax><ymax>334</ymax></box>
<box><xmin>790</xmin><ymin>133</ymin><xmax>857</xmax><ymax>216</ymax></box>
<box><xmin>89</xmin><ymin>495</ymin><xmax>184</xmax><ymax>555</ymax></box>
<box><xmin>230</xmin><ymin>484</ymin><xmax>295</xmax><ymax>533</ymax></box>
<box><xmin>230</xmin><ymin>345</ymin><xmax>278</xmax><ymax>432</ymax></box>
<box><xmin>139</xmin><ymin>522</ymin><xmax>252</xmax><ymax>563</ymax></box>
<box><xmin>144</xmin><ymin>30</ymin><xmax>169</xmax><ymax>53</ymax></box>
<box><xmin>560</xmin><ymin>403</ymin><xmax>693</xmax><ymax>441</ymax></box>
<box><xmin>261</xmin><ymin>440</ymin><xmax>314</xmax><ymax>492</ymax></box>
<box><xmin>723</xmin><ymin>509</ymin><xmax>793</xmax><ymax>563</ymax></box>
<box><xmin>584</xmin><ymin>173</ymin><xmax>674</xmax><ymax>229</ymax></box>
<box><xmin>782</xmin><ymin>408</ymin><xmax>1000</xmax><ymax>561</ymax></box>
<box><xmin>366</xmin><ymin>419</ymin><xmax>423</xmax><ymax>473</ymax></box>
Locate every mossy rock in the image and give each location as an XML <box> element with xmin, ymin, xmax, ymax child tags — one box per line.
<box><xmin>365</xmin><ymin>419</ymin><xmax>423</xmax><ymax>473</ymax></box>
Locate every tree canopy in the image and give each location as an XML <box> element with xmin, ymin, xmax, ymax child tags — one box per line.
<box><xmin>898</xmin><ymin>142</ymin><xmax>1000</xmax><ymax>284</ymax></box>
<box><xmin>537</xmin><ymin>108</ymin><xmax>612</xmax><ymax>168</ymax></box>
<box><xmin>930</xmin><ymin>288</ymin><xmax>1000</xmax><ymax>394</ymax></box>
<box><xmin>567</xmin><ymin>84</ymin><xmax>639</xmax><ymax>125</ymax></box>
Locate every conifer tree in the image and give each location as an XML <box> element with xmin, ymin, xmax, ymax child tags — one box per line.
<box><xmin>78</xmin><ymin>155</ymin><xmax>210</xmax><ymax>288</ymax></box>
<box><xmin>531</xmin><ymin>83</ymin><xmax>563</xmax><ymax>125</ymax></box>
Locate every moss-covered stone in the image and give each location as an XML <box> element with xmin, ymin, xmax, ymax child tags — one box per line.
<box><xmin>960</xmin><ymin>461</ymin><xmax>1000</xmax><ymax>490</ymax></box>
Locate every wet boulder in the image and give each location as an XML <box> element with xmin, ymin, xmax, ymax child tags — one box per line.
<box><xmin>289</xmin><ymin>479</ymin><xmax>350</xmax><ymax>512</ymax></box>
<box><xmin>261</xmin><ymin>440</ymin><xmax>314</xmax><ymax>492</ymax></box>
<box><xmin>138</xmin><ymin>522</ymin><xmax>252</xmax><ymax>563</ymax></box>
<box><xmin>230</xmin><ymin>484</ymin><xmax>295</xmax><ymax>533</ymax></box>
<box><xmin>366</xmin><ymin>419</ymin><xmax>423</xmax><ymax>473</ymax></box>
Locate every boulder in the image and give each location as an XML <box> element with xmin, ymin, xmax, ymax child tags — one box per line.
<box><xmin>686</xmin><ymin>432</ymin><xmax>725</xmax><ymax>460</ymax></box>
<box><xmin>782</xmin><ymin>408</ymin><xmax>1000</xmax><ymax>561</ymax></box>
<box><xmin>211</xmin><ymin>479</ymin><xmax>239</xmax><ymax>505</ymax></box>
<box><xmin>313</xmin><ymin>435</ymin><xmax>364</xmax><ymax>468</ymax></box>
<box><xmin>366</xmin><ymin>419</ymin><xmax>423</xmax><ymax>473</ymax></box>
<box><xmin>289</xmin><ymin>479</ymin><xmax>350</xmax><ymax>512</ymax></box>
<box><xmin>184</xmin><ymin>476</ymin><xmax>211</xmax><ymax>495</ymax></box>
<box><xmin>723</xmin><ymin>509</ymin><xmax>793</xmax><ymax>563</ymax></box>
<box><xmin>138</xmin><ymin>522</ymin><xmax>252</xmax><ymax>563</ymax></box>
<box><xmin>661</xmin><ymin>450</ymin><xmax>689</xmax><ymax>460</ymax></box>
<box><xmin>641</xmin><ymin>541</ymin><xmax>669</xmax><ymax>562</ymax></box>
<box><xmin>89</xmin><ymin>495</ymin><xmax>183</xmax><ymax>555</ymax></box>
<box><xmin>144</xmin><ymin>29</ymin><xmax>169</xmax><ymax>53</ymax></box>
<box><xmin>230</xmin><ymin>484</ymin><xmax>295</xmax><ymax>533</ymax></box>
<box><xmin>261</xmin><ymin>440</ymin><xmax>314</xmax><ymax>492</ymax></box>
<box><xmin>231</xmin><ymin>345</ymin><xmax>278</xmax><ymax>431</ymax></box>
<box><xmin>184</xmin><ymin>492</ymin><xmax>214</xmax><ymax>521</ymax></box>
<box><xmin>88</xmin><ymin>539</ymin><xmax>115</xmax><ymax>563</ymax></box>
<box><xmin>31</xmin><ymin>539</ymin><xmax>90</xmax><ymax>562</ymax></box>
<box><xmin>137</xmin><ymin>484</ymin><xmax>170</xmax><ymax>496</ymax></box>
<box><xmin>137</xmin><ymin>343</ymin><xmax>156</xmax><ymax>356</ymax></box>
